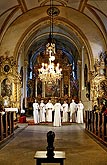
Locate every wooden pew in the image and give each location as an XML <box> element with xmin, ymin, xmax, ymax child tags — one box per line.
<box><xmin>85</xmin><ymin>110</ymin><xmax>107</xmax><ymax>145</ymax></box>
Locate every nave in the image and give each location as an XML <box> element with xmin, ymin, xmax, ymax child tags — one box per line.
<box><xmin>0</xmin><ymin>122</ymin><xmax>107</xmax><ymax>165</ymax></box>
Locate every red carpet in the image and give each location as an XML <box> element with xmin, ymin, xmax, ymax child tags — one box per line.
<box><xmin>27</xmin><ymin>120</ymin><xmax>73</xmax><ymax>125</ymax></box>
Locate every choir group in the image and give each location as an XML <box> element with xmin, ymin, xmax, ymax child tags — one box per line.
<box><xmin>33</xmin><ymin>98</ymin><xmax>84</xmax><ymax>126</ymax></box>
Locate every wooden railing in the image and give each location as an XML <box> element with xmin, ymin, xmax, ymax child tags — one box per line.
<box><xmin>0</xmin><ymin>112</ymin><xmax>14</xmax><ymax>143</ymax></box>
<box><xmin>85</xmin><ymin>111</ymin><xmax>107</xmax><ymax>145</ymax></box>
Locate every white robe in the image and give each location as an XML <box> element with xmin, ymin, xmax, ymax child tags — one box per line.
<box><xmin>46</xmin><ymin>102</ymin><xmax>53</xmax><ymax>122</ymax></box>
<box><xmin>33</xmin><ymin>102</ymin><xmax>39</xmax><ymax>124</ymax></box>
<box><xmin>76</xmin><ymin>102</ymin><xmax>84</xmax><ymax>123</ymax></box>
<box><xmin>62</xmin><ymin>103</ymin><xmax>68</xmax><ymax>122</ymax></box>
<box><xmin>53</xmin><ymin>103</ymin><xmax>62</xmax><ymax>127</ymax></box>
<box><xmin>69</xmin><ymin>101</ymin><xmax>77</xmax><ymax>122</ymax></box>
<box><xmin>39</xmin><ymin>103</ymin><xmax>46</xmax><ymax>122</ymax></box>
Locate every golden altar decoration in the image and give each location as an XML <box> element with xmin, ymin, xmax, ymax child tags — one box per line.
<box><xmin>0</xmin><ymin>55</ymin><xmax>22</xmax><ymax>109</ymax></box>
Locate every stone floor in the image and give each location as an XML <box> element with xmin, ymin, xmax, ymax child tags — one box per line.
<box><xmin>0</xmin><ymin>121</ymin><xmax>107</xmax><ymax>165</ymax></box>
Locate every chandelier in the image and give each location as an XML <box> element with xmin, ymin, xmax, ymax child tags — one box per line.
<box><xmin>38</xmin><ymin>0</ymin><xmax>62</xmax><ymax>83</ymax></box>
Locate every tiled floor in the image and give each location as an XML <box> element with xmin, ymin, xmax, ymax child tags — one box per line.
<box><xmin>0</xmin><ymin>121</ymin><xmax>107</xmax><ymax>165</ymax></box>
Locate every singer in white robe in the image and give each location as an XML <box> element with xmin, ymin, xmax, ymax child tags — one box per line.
<box><xmin>39</xmin><ymin>100</ymin><xmax>46</xmax><ymax>122</ymax></box>
<box><xmin>69</xmin><ymin>99</ymin><xmax>77</xmax><ymax>122</ymax></box>
<box><xmin>76</xmin><ymin>101</ymin><xmax>84</xmax><ymax>123</ymax></box>
<box><xmin>33</xmin><ymin>99</ymin><xmax>39</xmax><ymax>124</ymax></box>
<box><xmin>46</xmin><ymin>99</ymin><xmax>53</xmax><ymax>122</ymax></box>
<box><xmin>62</xmin><ymin>100</ymin><xmax>68</xmax><ymax>122</ymax></box>
<box><xmin>53</xmin><ymin>100</ymin><xmax>62</xmax><ymax>127</ymax></box>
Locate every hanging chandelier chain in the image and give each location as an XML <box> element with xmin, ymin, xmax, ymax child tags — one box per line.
<box><xmin>51</xmin><ymin>0</ymin><xmax>53</xmax><ymax>43</ymax></box>
<box><xmin>38</xmin><ymin>0</ymin><xmax>62</xmax><ymax>83</ymax></box>
<box><xmin>49</xmin><ymin>0</ymin><xmax>54</xmax><ymax>44</ymax></box>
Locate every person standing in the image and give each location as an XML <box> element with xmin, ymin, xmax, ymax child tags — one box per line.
<box><xmin>53</xmin><ymin>99</ymin><xmax>62</xmax><ymax>127</ymax></box>
<box><xmin>69</xmin><ymin>99</ymin><xmax>77</xmax><ymax>122</ymax></box>
<box><xmin>39</xmin><ymin>99</ymin><xmax>46</xmax><ymax>122</ymax></box>
<box><xmin>46</xmin><ymin>99</ymin><xmax>53</xmax><ymax>122</ymax></box>
<box><xmin>62</xmin><ymin>100</ymin><xmax>68</xmax><ymax>122</ymax></box>
<box><xmin>76</xmin><ymin>100</ymin><xmax>84</xmax><ymax>123</ymax></box>
<box><xmin>33</xmin><ymin>99</ymin><xmax>39</xmax><ymax>124</ymax></box>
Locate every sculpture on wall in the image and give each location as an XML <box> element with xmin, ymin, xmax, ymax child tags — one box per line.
<box><xmin>91</xmin><ymin>51</ymin><xmax>107</xmax><ymax>107</ymax></box>
<box><xmin>1</xmin><ymin>78</ymin><xmax>12</xmax><ymax>97</ymax></box>
<box><xmin>100</xmin><ymin>80</ymin><xmax>107</xmax><ymax>97</ymax></box>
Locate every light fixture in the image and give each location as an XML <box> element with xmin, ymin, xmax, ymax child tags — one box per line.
<box><xmin>38</xmin><ymin>0</ymin><xmax>62</xmax><ymax>83</ymax></box>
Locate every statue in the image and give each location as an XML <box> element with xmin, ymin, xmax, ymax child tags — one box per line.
<box><xmin>46</xmin><ymin>131</ymin><xmax>55</xmax><ymax>158</ymax></box>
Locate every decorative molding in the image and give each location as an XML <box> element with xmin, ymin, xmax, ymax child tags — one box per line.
<box><xmin>0</xmin><ymin>55</ymin><xmax>21</xmax><ymax>109</ymax></box>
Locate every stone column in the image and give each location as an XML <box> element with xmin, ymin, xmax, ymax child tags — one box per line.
<box><xmin>23</xmin><ymin>60</ymin><xmax>28</xmax><ymax>108</ymax></box>
<box><xmin>81</xmin><ymin>46</ymin><xmax>84</xmax><ymax>90</ymax></box>
<box><xmin>35</xmin><ymin>78</ymin><xmax>37</xmax><ymax>97</ymax></box>
<box><xmin>23</xmin><ymin>60</ymin><xmax>28</xmax><ymax>98</ymax></box>
<box><xmin>77</xmin><ymin>60</ymin><xmax>82</xmax><ymax>99</ymax></box>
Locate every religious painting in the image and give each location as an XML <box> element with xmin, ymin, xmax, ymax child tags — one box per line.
<box><xmin>1</xmin><ymin>78</ymin><xmax>12</xmax><ymax>97</ymax></box>
<box><xmin>45</xmin><ymin>81</ymin><xmax>60</xmax><ymax>97</ymax></box>
<box><xmin>37</xmin><ymin>80</ymin><xmax>42</xmax><ymax>97</ymax></box>
<box><xmin>20</xmin><ymin>66</ymin><xmax>23</xmax><ymax>87</ymax></box>
<box><xmin>70</xmin><ymin>79</ymin><xmax>79</xmax><ymax>98</ymax></box>
<box><xmin>64</xmin><ymin>84</ymin><xmax>68</xmax><ymax>95</ymax></box>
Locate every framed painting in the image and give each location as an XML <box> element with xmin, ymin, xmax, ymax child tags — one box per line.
<box><xmin>1</xmin><ymin>78</ymin><xmax>12</xmax><ymax>97</ymax></box>
<box><xmin>45</xmin><ymin>81</ymin><xmax>60</xmax><ymax>97</ymax></box>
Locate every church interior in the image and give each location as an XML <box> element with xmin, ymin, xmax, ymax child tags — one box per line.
<box><xmin>0</xmin><ymin>0</ymin><xmax>107</xmax><ymax>164</ymax></box>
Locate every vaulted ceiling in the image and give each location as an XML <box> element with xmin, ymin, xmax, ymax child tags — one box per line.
<box><xmin>0</xmin><ymin>0</ymin><xmax>107</xmax><ymax>35</ymax></box>
<box><xmin>0</xmin><ymin>0</ymin><xmax>107</xmax><ymax>67</ymax></box>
